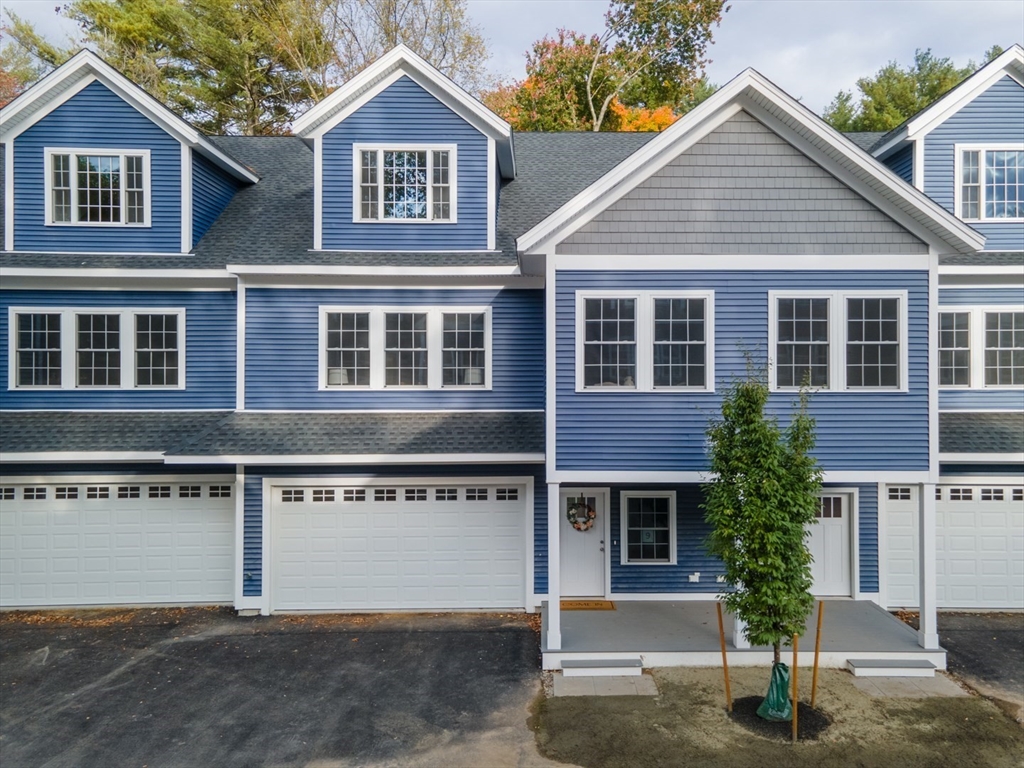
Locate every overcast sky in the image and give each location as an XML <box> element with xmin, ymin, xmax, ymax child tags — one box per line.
<box><xmin>4</xmin><ymin>0</ymin><xmax>1022</xmax><ymax>114</ymax></box>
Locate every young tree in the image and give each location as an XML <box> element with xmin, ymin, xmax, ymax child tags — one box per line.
<box><xmin>703</xmin><ymin>370</ymin><xmax>822</xmax><ymax>665</ymax></box>
<box><xmin>823</xmin><ymin>46</ymin><xmax>1005</xmax><ymax>132</ymax></box>
<box><xmin>484</xmin><ymin>0</ymin><xmax>726</xmax><ymax>132</ymax></box>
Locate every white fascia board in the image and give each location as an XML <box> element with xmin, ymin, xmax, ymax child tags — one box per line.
<box><xmin>939</xmin><ymin>452</ymin><xmax>1024</xmax><ymax>463</ymax></box>
<box><xmin>0</xmin><ymin>49</ymin><xmax>258</xmax><ymax>184</ymax></box>
<box><xmin>905</xmin><ymin>45</ymin><xmax>1024</xmax><ymax>141</ymax></box>
<box><xmin>871</xmin><ymin>130</ymin><xmax>910</xmax><ymax>161</ymax></box>
<box><xmin>0</xmin><ymin>451</ymin><xmax>166</xmax><ymax>463</ymax></box>
<box><xmin>547</xmin><ymin>470</ymin><xmax>932</xmax><ymax>484</ymax></box>
<box><xmin>517</xmin><ymin>68</ymin><xmax>984</xmax><ymax>257</ymax></box>
<box><xmin>163</xmin><ymin>452</ymin><xmax>545</xmax><ymax>465</ymax></box>
<box><xmin>938</xmin><ymin>265</ymin><xmax>1024</xmax><ymax>276</ymax></box>
<box><xmin>226</xmin><ymin>264</ymin><xmax>520</xmax><ymax>276</ymax></box>
<box><xmin>0</xmin><ymin>267</ymin><xmax>235</xmax><ymax>282</ymax></box>
<box><xmin>293</xmin><ymin>44</ymin><xmax>511</xmax><ymax>142</ymax></box>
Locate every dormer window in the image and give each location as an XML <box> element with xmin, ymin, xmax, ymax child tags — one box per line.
<box><xmin>957</xmin><ymin>146</ymin><xmax>1023</xmax><ymax>221</ymax></box>
<box><xmin>45</xmin><ymin>148</ymin><xmax>150</xmax><ymax>226</ymax></box>
<box><xmin>354</xmin><ymin>145</ymin><xmax>455</xmax><ymax>222</ymax></box>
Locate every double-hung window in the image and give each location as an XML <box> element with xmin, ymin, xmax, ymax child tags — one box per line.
<box><xmin>354</xmin><ymin>145</ymin><xmax>455</xmax><ymax>222</ymax></box>
<box><xmin>938</xmin><ymin>307</ymin><xmax>1024</xmax><ymax>388</ymax></box>
<box><xmin>46</xmin><ymin>148</ymin><xmax>150</xmax><ymax>226</ymax></box>
<box><xmin>769</xmin><ymin>291</ymin><xmax>908</xmax><ymax>391</ymax></box>
<box><xmin>576</xmin><ymin>291</ymin><xmax>714</xmax><ymax>392</ymax></box>
<box><xmin>319</xmin><ymin>307</ymin><xmax>490</xmax><ymax>390</ymax></box>
<box><xmin>956</xmin><ymin>145</ymin><xmax>1024</xmax><ymax>221</ymax></box>
<box><xmin>9</xmin><ymin>308</ymin><xmax>184</xmax><ymax>389</ymax></box>
<box><xmin>620</xmin><ymin>491</ymin><xmax>677</xmax><ymax>565</ymax></box>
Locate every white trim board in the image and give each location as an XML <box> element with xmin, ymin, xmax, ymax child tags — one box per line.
<box><xmin>547</xmin><ymin>470</ymin><xmax>933</xmax><ymax>484</ymax></box>
<box><xmin>0</xmin><ymin>452</ymin><xmax>167</xmax><ymax>463</ymax></box>
<box><xmin>939</xmin><ymin>452</ymin><xmax>1024</xmax><ymax>463</ymax></box>
<box><xmin>164</xmin><ymin>452</ymin><xmax>546</xmax><ymax>465</ymax></box>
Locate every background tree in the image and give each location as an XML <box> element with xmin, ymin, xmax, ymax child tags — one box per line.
<box><xmin>823</xmin><ymin>45</ymin><xmax>1005</xmax><ymax>132</ymax></box>
<box><xmin>2</xmin><ymin>0</ymin><xmax>487</xmax><ymax>134</ymax></box>
<box><xmin>703</xmin><ymin>371</ymin><xmax>822</xmax><ymax>664</ymax></box>
<box><xmin>484</xmin><ymin>0</ymin><xmax>726</xmax><ymax>132</ymax></box>
<box><xmin>0</xmin><ymin>33</ymin><xmax>44</xmax><ymax>106</ymax></box>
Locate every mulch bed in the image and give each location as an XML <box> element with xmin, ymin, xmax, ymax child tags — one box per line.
<box><xmin>728</xmin><ymin>696</ymin><xmax>832</xmax><ymax>741</ymax></box>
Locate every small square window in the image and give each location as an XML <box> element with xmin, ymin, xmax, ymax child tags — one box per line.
<box><xmin>1012</xmin><ymin>488</ymin><xmax>1023</xmax><ymax>502</ymax></box>
<box><xmin>1</xmin><ymin>488</ymin><xmax>15</xmax><ymax>500</ymax></box>
<box><xmin>56</xmin><ymin>486</ymin><xmax>79</xmax><ymax>500</ymax></box>
<box><xmin>24</xmin><ymin>487</ymin><xmax>47</xmax><ymax>500</ymax></box>
<box><xmin>118</xmin><ymin>486</ymin><xmax>141</xmax><ymax>499</ymax></box>
<box><xmin>281</xmin><ymin>489</ymin><xmax>304</xmax><ymax>503</ymax></box>
<box><xmin>405</xmin><ymin>488</ymin><xmax>427</xmax><ymax>502</ymax></box>
<box><xmin>817</xmin><ymin>496</ymin><xmax>842</xmax><ymax>519</ymax></box>
<box><xmin>888</xmin><ymin>487</ymin><xmax>912</xmax><ymax>501</ymax></box>
<box><xmin>313</xmin><ymin>489</ymin><xmax>335</xmax><ymax>502</ymax></box>
<box><xmin>950</xmin><ymin>488</ymin><xmax>972</xmax><ymax>501</ymax></box>
<box><xmin>465</xmin><ymin>488</ymin><xmax>488</xmax><ymax>501</ymax></box>
<box><xmin>87</xmin><ymin>486</ymin><xmax>110</xmax><ymax>499</ymax></box>
<box><xmin>374</xmin><ymin>488</ymin><xmax>397</xmax><ymax>502</ymax></box>
<box><xmin>148</xmin><ymin>486</ymin><xmax>171</xmax><ymax>499</ymax></box>
<box><xmin>179</xmin><ymin>485</ymin><xmax>201</xmax><ymax>499</ymax></box>
<box><xmin>435</xmin><ymin>488</ymin><xmax>458</xmax><ymax>501</ymax></box>
<box><xmin>981</xmin><ymin>488</ymin><xmax>1004</xmax><ymax>502</ymax></box>
<box><xmin>209</xmin><ymin>485</ymin><xmax>232</xmax><ymax>498</ymax></box>
<box><xmin>496</xmin><ymin>488</ymin><xmax>519</xmax><ymax>501</ymax></box>
<box><xmin>342</xmin><ymin>489</ymin><xmax>366</xmax><ymax>502</ymax></box>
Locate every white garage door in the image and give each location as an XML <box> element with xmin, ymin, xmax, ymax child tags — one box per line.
<box><xmin>271</xmin><ymin>482</ymin><xmax>527</xmax><ymax>611</ymax></box>
<box><xmin>937</xmin><ymin>484</ymin><xmax>1023</xmax><ymax>609</ymax></box>
<box><xmin>885</xmin><ymin>484</ymin><xmax>1024</xmax><ymax>609</ymax></box>
<box><xmin>0</xmin><ymin>479</ymin><xmax>234</xmax><ymax>607</ymax></box>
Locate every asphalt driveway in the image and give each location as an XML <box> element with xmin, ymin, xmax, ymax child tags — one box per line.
<box><xmin>0</xmin><ymin>608</ymin><xmax>557</xmax><ymax>768</ymax></box>
<box><xmin>939</xmin><ymin>612</ymin><xmax>1024</xmax><ymax>721</ymax></box>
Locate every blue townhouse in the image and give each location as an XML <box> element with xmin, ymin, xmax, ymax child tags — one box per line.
<box><xmin>1</xmin><ymin>45</ymin><xmax>1020</xmax><ymax>673</ymax></box>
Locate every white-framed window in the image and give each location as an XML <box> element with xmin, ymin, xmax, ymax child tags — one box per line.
<box><xmin>352</xmin><ymin>144</ymin><xmax>456</xmax><ymax>223</ymax></box>
<box><xmin>575</xmin><ymin>291</ymin><xmax>714</xmax><ymax>392</ymax></box>
<box><xmin>954</xmin><ymin>144</ymin><xmax>1024</xmax><ymax>222</ymax></box>
<box><xmin>768</xmin><ymin>291</ymin><xmax>909</xmax><ymax>392</ymax></box>
<box><xmin>45</xmin><ymin>147</ymin><xmax>151</xmax><ymax>227</ymax></box>
<box><xmin>938</xmin><ymin>306</ymin><xmax>1023</xmax><ymax>389</ymax></box>
<box><xmin>8</xmin><ymin>307</ymin><xmax>185</xmax><ymax>390</ymax></box>
<box><xmin>318</xmin><ymin>306</ymin><xmax>491</xmax><ymax>390</ymax></box>
<box><xmin>620</xmin><ymin>491</ymin><xmax>677</xmax><ymax>565</ymax></box>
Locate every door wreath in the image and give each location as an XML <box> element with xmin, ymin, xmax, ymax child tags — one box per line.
<box><xmin>566</xmin><ymin>499</ymin><xmax>597</xmax><ymax>531</ymax></box>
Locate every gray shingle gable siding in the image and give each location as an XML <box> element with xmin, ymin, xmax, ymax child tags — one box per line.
<box><xmin>556</xmin><ymin>111</ymin><xmax>929</xmax><ymax>256</ymax></box>
<box><xmin>939</xmin><ymin>412</ymin><xmax>1024</xmax><ymax>454</ymax></box>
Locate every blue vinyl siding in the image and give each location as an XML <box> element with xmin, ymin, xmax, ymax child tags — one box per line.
<box><xmin>1</xmin><ymin>290</ymin><xmax>236</xmax><ymax>409</ymax></box>
<box><xmin>13</xmin><ymin>81</ymin><xmax>182</xmax><ymax>252</ymax></box>
<box><xmin>321</xmin><ymin>76</ymin><xmax>488</xmax><ymax>250</ymax></box>
<box><xmin>241</xmin><ymin>464</ymin><xmax>546</xmax><ymax>598</ymax></box>
<box><xmin>245</xmin><ymin>287</ymin><xmax>543</xmax><ymax>410</ymax></box>
<box><xmin>556</xmin><ymin>270</ymin><xmax>930</xmax><ymax>472</ymax></box>
<box><xmin>856</xmin><ymin>483</ymin><xmax>879</xmax><ymax>593</ymax></box>
<box><xmin>192</xmin><ymin>151</ymin><xmax>241</xmax><ymax>246</ymax></box>
<box><xmin>939</xmin><ymin>287</ymin><xmax>1024</xmax><ymax>411</ymax></box>
<box><xmin>886</xmin><ymin>144</ymin><xmax>914</xmax><ymax>184</ymax></box>
<box><xmin>923</xmin><ymin>75</ymin><xmax>1024</xmax><ymax>252</ymax></box>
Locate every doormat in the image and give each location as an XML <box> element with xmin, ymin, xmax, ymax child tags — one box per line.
<box><xmin>561</xmin><ymin>600</ymin><xmax>616</xmax><ymax>611</ymax></box>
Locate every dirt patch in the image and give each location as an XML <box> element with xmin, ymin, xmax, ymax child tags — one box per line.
<box><xmin>0</xmin><ymin>606</ymin><xmax>229</xmax><ymax>629</ymax></box>
<box><xmin>532</xmin><ymin>666</ymin><xmax>1024</xmax><ymax>768</ymax></box>
<box><xmin>728</xmin><ymin>695</ymin><xmax>830</xmax><ymax>741</ymax></box>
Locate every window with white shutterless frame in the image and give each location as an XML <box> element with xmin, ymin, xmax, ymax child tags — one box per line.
<box><xmin>768</xmin><ymin>290</ymin><xmax>909</xmax><ymax>392</ymax></box>
<box><xmin>938</xmin><ymin>306</ymin><xmax>1024</xmax><ymax>389</ymax></box>
<box><xmin>352</xmin><ymin>144</ymin><xmax>457</xmax><ymax>223</ymax></box>
<box><xmin>318</xmin><ymin>306</ymin><xmax>492</xmax><ymax>390</ymax></box>
<box><xmin>44</xmin><ymin>147</ymin><xmax>151</xmax><ymax>227</ymax></box>
<box><xmin>8</xmin><ymin>307</ymin><xmax>185</xmax><ymax>390</ymax></box>
<box><xmin>574</xmin><ymin>290</ymin><xmax>715</xmax><ymax>393</ymax></box>
<box><xmin>953</xmin><ymin>144</ymin><xmax>1024</xmax><ymax>223</ymax></box>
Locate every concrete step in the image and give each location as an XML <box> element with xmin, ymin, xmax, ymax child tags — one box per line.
<box><xmin>561</xmin><ymin>658</ymin><xmax>644</xmax><ymax>677</ymax></box>
<box><xmin>847</xmin><ymin>658</ymin><xmax>937</xmax><ymax>678</ymax></box>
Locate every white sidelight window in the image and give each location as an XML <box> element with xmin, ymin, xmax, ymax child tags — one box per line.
<box><xmin>45</xmin><ymin>148</ymin><xmax>150</xmax><ymax>226</ymax></box>
<box><xmin>576</xmin><ymin>291</ymin><xmax>714</xmax><ymax>392</ymax></box>
<box><xmin>937</xmin><ymin>307</ymin><xmax>1024</xmax><ymax>389</ymax></box>
<box><xmin>354</xmin><ymin>145</ymin><xmax>456</xmax><ymax>222</ymax></box>
<box><xmin>319</xmin><ymin>306</ymin><xmax>491</xmax><ymax>390</ymax></box>
<box><xmin>9</xmin><ymin>308</ymin><xmax>185</xmax><ymax>390</ymax></box>
<box><xmin>769</xmin><ymin>291</ymin><xmax>908</xmax><ymax>391</ymax></box>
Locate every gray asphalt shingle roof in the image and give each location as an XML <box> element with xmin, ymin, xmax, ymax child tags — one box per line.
<box><xmin>0</xmin><ymin>410</ymin><xmax>231</xmax><ymax>455</ymax></box>
<box><xmin>168</xmin><ymin>411</ymin><xmax>544</xmax><ymax>457</ymax></box>
<box><xmin>843</xmin><ymin>131</ymin><xmax>888</xmax><ymax>152</ymax></box>
<box><xmin>1</xmin><ymin>132</ymin><xmax>654</xmax><ymax>271</ymax></box>
<box><xmin>939</xmin><ymin>412</ymin><xmax>1024</xmax><ymax>454</ymax></box>
<box><xmin>0</xmin><ymin>410</ymin><xmax>544</xmax><ymax>458</ymax></box>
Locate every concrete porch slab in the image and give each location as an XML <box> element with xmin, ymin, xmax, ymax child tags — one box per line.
<box><xmin>852</xmin><ymin>675</ymin><xmax>969</xmax><ymax>698</ymax></box>
<box><xmin>552</xmin><ymin>673</ymin><xmax>660</xmax><ymax>697</ymax></box>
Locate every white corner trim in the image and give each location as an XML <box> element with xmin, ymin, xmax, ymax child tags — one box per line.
<box><xmin>233</xmin><ymin>468</ymin><xmax>246</xmax><ymax>609</ymax></box>
<box><xmin>164</xmin><ymin>452</ymin><xmax>545</xmax><ymax>466</ymax></box>
<box><xmin>939</xmin><ymin>452</ymin><xmax>1024</xmax><ymax>463</ymax></box>
<box><xmin>487</xmin><ymin>137</ymin><xmax>496</xmax><ymax>252</ymax></box>
<box><xmin>912</xmin><ymin>138</ymin><xmax>924</xmax><ymax>191</ymax></box>
<box><xmin>181</xmin><ymin>144</ymin><xmax>193</xmax><ymax>252</ymax></box>
<box><xmin>545</xmin><ymin>258</ymin><xmax>557</xmax><ymax>477</ymax></box>
<box><xmin>236</xmin><ymin>281</ymin><xmax>246</xmax><ymax>410</ymax></box>
<box><xmin>929</xmin><ymin>266</ymin><xmax>939</xmax><ymax>480</ymax></box>
<box><xmin>313</xmin><ymin>137</ymin><xmax>323</xmax><ymax>250</ymax></box>
<box><xmin>4</xmin><ymin>141</ymin><xmax>13</xmax><ymax>251</ymax></box>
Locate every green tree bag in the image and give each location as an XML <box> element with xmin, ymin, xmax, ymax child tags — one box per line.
<box><xmin>757</xmin><ymin>661</ymin><xmax>793</xmax><ymax>722</ymax></box>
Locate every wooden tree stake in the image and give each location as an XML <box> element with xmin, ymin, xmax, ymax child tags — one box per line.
<box><xmin>791</xmin><ymin>633</ymin><xmax>799</xmax><ymax>743</ymax></box>
<box><xmin>811</xmin><ymin>601</ymin><xmax>825</xmax><ymax>708</ymax></box>
<box><xmin>716</xmin><ymin>602</ymin><xmax>732</xmax><ymax>712</ymax></box>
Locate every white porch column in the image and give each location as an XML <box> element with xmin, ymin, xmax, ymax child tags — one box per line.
<box><xmin>918</xmin><ymin>482</ymin><xmax>939</xmax><ymax>649</ymax></box>
<box><xmin>547</xmin><ymin>482</ymin><xmax>562</xmax><ymax>650</ymax></box>
<box><xmin>732</xmin><ymin>613</ymin><xmax>750</xmax><ymax>649</ymax></box>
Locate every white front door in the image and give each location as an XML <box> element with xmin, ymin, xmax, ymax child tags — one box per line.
<box><xmin>559</xmin><ymin>490</ymin><xmax>606</xmax><ymax>597</ymax></box>
<box><xmin>808</xmin><ymin>494</ymin><xmax>852</xmax><ymax>596</ymax></box>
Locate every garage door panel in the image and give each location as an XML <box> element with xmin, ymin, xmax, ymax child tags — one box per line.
<box><xmin>271</xmin><ymin>483</ymin><xmax>527</xmax><ymax>611</ymax></box>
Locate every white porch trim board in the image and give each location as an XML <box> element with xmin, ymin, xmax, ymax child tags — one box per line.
<box><xmin>919</xmin><ymin>483</ymin><xmax>939</xmax><ymax>648</ymax></box>
<box><xmin>547</xmin><ymin>482</ymin><xmax>562</xmax><ymax>649</ymax></box>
